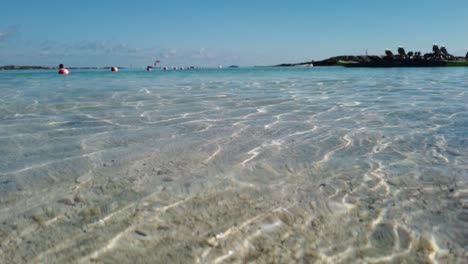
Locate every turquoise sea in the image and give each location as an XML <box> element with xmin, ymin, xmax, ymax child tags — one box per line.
<box><xmin>0</xmin><ymin>67</ymin><xmax>467</xmax><ymax>263</ymax></box>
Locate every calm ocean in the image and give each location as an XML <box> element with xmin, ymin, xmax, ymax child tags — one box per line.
<box><xmin>0</xmin><ymin>67</ymin><xmax>467</xmax><ymax>263</ymax></box>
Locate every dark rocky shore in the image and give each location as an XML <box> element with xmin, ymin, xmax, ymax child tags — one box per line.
<box><xmin>272</xmin><ymin>45</ymin><xmax>468</xmax><ymax>67</ymax></box>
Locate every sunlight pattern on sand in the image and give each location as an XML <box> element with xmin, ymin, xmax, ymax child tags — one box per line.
<box><xmin>0</xmin><ymin>67</ymin><xmax>467</xmax><ymax>263</ymax></box>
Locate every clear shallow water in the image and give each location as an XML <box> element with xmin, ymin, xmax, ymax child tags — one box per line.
<box><xmin>0</xmin><ymin>67</ymin><xmax>467</xmax><ymax>263</ymax></box>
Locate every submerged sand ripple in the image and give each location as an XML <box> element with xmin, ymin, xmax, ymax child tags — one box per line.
<box><xmin>0</xmin><ymin>68</ymin><xmax>467</xmax><ymax>263</ymax></box>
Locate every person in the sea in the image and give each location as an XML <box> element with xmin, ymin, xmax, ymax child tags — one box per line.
<box><xmin>58</xmin><ymin>64</ymin><xmax>69</xmax><ymax>74</ymax></box>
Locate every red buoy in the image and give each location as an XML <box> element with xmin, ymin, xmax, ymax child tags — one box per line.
<box><xmin>58</xmin><ymin>68</ymin><xmax>70</xmax><ymax>75</ymax></box>
<box><xmin>111</xmin><ymin>66</ymin><xmax>119</xmax><ymax>72</ymax></box>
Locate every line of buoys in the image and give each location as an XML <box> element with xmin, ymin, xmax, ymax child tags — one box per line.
<box><xmin>57</xmin><ymin>63</ymin><xmax>221</xmax><ymax>74</ymax></box>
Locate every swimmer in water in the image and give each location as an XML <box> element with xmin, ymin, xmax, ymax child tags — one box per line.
<box><xmin>58</xmin><ymin>64</ymin><xmax>70</xmax><ymax>74</ymax></box>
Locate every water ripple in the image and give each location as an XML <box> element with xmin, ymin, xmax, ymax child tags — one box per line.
<box><xmin>0</xmin><ymin>68</ymin><xmax>467</xmax><ymax>263</ymax></box>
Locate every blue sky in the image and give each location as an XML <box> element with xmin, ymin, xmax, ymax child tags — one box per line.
<box><xmin>1</xmin><ymin>0</ymin><xmax>467</xmax><ymax>67</ymax></box>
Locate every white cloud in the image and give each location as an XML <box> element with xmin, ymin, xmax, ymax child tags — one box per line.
<box><xmin>190</xmin><ymin>48</ymin><xmax>217</xmax><ymax>59</ymax></box>
<box><xmin>160</xmin><ymin>48</ymin><xmax>178</xmax><ymax>59</ymax></box>
<box><xmin>4</xmin><ymin>35</ymin><xmax>247</xmax><ymax>66</ymax></box>
<box><xmin>157</xmin><ymin>47</ymin><xmax>220</xmax><ymax>62</ymax></box>
<box><xmin>0</xmin><ymin>26</ymin><xmax>17</xmax><ymax>41</ymax></box>
<box><xmin>39</xmin><ymin>50</ymin><xmax>50</xmax><ymax>56</ymax></box>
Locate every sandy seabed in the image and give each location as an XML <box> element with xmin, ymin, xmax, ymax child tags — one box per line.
<box><xmin>0</xmin><ymin>68</ymin><xmax>467</xmax><ymax>263</ymax></box>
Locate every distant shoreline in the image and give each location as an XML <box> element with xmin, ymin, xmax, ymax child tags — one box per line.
<box><xmin>0</xmin><ymin>65</ymin><xmax>125</xmax><ymax>70</ymax></box>
<box><xmin>0</xmin><ymin>58</ymin><xmax>386</xmax><ymax>69</ymax></box>
<box><xmin>270</xmin><ymin>55</ymin><xmax>376</xmax><ymax>67</ymax></box>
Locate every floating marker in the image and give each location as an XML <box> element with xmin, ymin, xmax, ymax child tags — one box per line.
<box><xmin>58</xmin><ymin>68</ymin><xmax>69</xmax><ymax>75</ymax></box>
